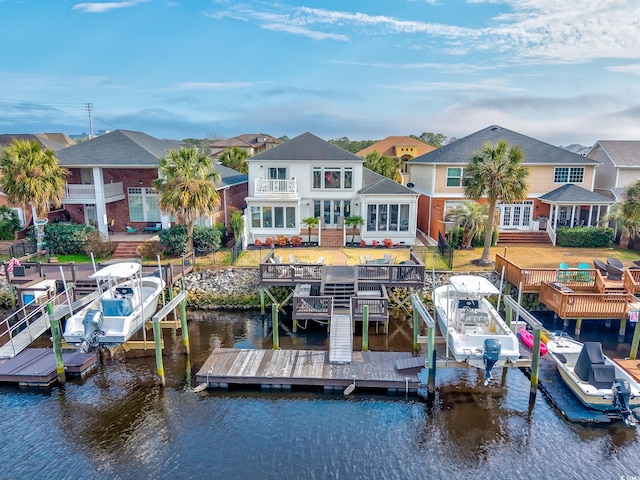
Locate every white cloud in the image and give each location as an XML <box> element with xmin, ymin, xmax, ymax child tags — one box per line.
<box><xmin>172</xmin><ymin>81</ymin><xmax>252</xmax><ymax>90</ymax></box>
<box><xmin>72</xmin><ymin>1</ymin><xmax>148</xmax><ymax>13</ymax></box>
<box><xmin>382</xmin><ymin>80</ymin><xmax>523</xmax><ymax>94</ymax></box>
<box><xmin>606</xmin><ymin>64</ymin><xmax>640</xmax><ymax>75</ymax></box>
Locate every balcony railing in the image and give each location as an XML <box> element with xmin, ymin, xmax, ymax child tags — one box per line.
<box><xmin>254</xmin><ymin>178</ymin><xmax>297</xmax><ymax>196</ymax></box>
<box><xmin>63</xmin><ymin>182</ymin><xmax>125</xmax><ymax>203</ymax></box>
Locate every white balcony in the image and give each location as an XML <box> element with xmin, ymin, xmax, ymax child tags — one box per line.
<box><xmin>63</xmin><ymin>182</ymin><xmax>125</xmax><ymax>204</ymax></box>
<box><xmin>254</xmin><ymin>178</ymin><xmax>297</xmax><ymax>197</ymax></box>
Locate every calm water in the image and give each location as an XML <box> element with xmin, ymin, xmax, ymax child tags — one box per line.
<box><xmin>1</xmin><ymin>311</ymin><xmax>639</xmax><ymax>480</ymax></box>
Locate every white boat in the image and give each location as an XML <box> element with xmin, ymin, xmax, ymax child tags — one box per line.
<box><xmin>63</xmin><ymin>261</ymin><xmax>165</xmax><ymax>351</ymax></box>
<box><xmin>433</xmin><ymin>275</ymin><xmax>520</xmax><ymax>384</ymax></box>
<box><xmin>546</xmin><ymin>334</ymin><xmax>640</xmax><ymax>426</ymax></box>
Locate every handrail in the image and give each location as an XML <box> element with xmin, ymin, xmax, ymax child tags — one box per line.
<box><xmin>410</xmin><ymin>293</ymin><xmax>435</xmax><ymax>328</ymax></box>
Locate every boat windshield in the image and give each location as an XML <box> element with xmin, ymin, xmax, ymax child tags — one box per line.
<box><xmin>458</xmin><ymin>299</ymin><xmax>478</xmax><ymax>309</ymax></box>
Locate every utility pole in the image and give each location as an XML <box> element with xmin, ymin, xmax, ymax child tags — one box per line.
<box><xmin>85</xmin><ymin>102</ymin><xmax>94</xmax><ymax>139</ymax></box>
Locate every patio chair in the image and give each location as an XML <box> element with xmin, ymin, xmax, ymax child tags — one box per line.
<box><xmin>593</xmin><ymin>259</ymin><xmax>608</xmax><ymax>277</ymax></box>
<box><xmin>607</xmin><ymin>257</ymin><xmax>624</xmax><ymax>269</ymax></box>
<box><xmin>289</xmin><ymin>254</ymin><xmax>296</xmax><ymax>264</ymax></box>
<box><xmin>606</xmin><ymin>263</ymin><xmax>624</xmax><ymax>281</ymax></box>
<box><xmin>316</xmin><ymin>256</ymin><xmax>324</xmax><ymax>264</ymax></box>
<box><xmin>125</xmin><ymin>225</ymin><xmax>138</xmax><ymax>234</ymax></box>
<box><xmin>577</xmin><ymin>262</ymin><xmax>592</xmax><ymax>282</ymax></box>
<box><xmin>557</xmin><ymin>262</ymin><xmax>571</xmax><ymax>282</ymax></box>
<box><xmin>383</xmin><ymin>253</ymin><xmax>392</xmax><ymax>262</ymax></box>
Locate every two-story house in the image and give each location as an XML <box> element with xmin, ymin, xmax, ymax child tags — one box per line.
<box><xmin>356</xmin><ymin>136</ymin><xmax>435</xmax><ymax>185</ymax></box>
<box><xmin>56</xmin><ymin>129</ymin><xmax>248</xmax><ymax>238</ymax></box>
<box><xmin>245</xmin><ymin>132</ymin><xmax>418</xmax><ymax>246</ymax></box>
<box><xmin>208</xmin><ymin>133</ymin><xmax>282</xmax><ymax>159</ymax></box>
<box><xmin>409</xmin><ymin>125</ymin><xmax>614</xmax><ymax>245</ymax></box>
<box><xmin>587</xmin><ymin>141</ymin><xmax>640</xmax><ymax>201</ymax></box>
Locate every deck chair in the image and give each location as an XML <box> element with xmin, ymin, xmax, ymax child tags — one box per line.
<box><xmin>289</xmin><ymin>254</ymin><xmax>296</xmax><ymax>264</ymax></box>
<box><xmin>316</xmin><ymin>256</ymin><xmax>324</xmax><ymax>264</ymax></box>
<box><xmin>594</xmin><ymin>259</ymin><xmax>608</xmax><ymax>277</ymax></box>
<box><xmin>383</xmin><ymin>253</ymin><xmax>392</xmax><ymax>262</ymax></box>
<box><xmin>12</xmin><ymin>265</ymin><xmax>26</xmax><ymax>277</ymax></box>
<box><xmin>557</xmin><ymin>262</ymin><xmax>571</xmax><ymax>282</ymax></box>
<box><xmin>607</xmin><ymin>257</ymin><xmax>624</xmax><ymax>269</ymax></box>
<box><xmin>577</xmin><ymin>262</ymin><xmax>592</xmax><ymax>282</ymax></box>
<box><xmin>606</xmin><ymin>264</ymin><xmax>624</xmax><ymax>281</ymax></box>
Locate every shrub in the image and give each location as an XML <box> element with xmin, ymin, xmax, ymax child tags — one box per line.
<box><xmin>230</xmin><ymin>209</ymin><xmax>244</xmax><ymax>242</ymax></box>
<box><xmin>0</xmin><ymin>206</ymin><xmax>20</xmax><ymax>240</ymax></box>
<box><xmin>159</xmin><ymin>225</ymin><xmax>189</xmax><ymax>256</ymax></box>
<box><xmin>290</xmin><ymin>235</ymin><xmax>303</xmax><ymax>246</ymax></box>
<box><xmin>193</xmin><ymin>226</ymin><xmax>222</xmax><ymax>254</ymax></box>
<box><xmin>30</xmin><ymin>223</ymin><xmax>95</xmax><ymax>255</ymax></box>
<box><xmin>360</xmin><ymin>239</ymin><xmax>366</xmax><ymax>247</ymax></box>
<box><xmin>556</xmin><ymin>226</ymin><xmax>614</xmax><ymax>248</ymax></box>
<box><xmin>264</xmin><ymin>237</ymin><xmax>274</xmax><ymax>247</ymax></box>
<box><xmin>276</xmin><ymin>235</ymin><xmax>288</xmax><ymax>247</ymax></box>
<box><xmin>371</xmin><ymin>240</ymin><xmax>379</xmax><ymax>247</ymax></box>
<box><xmin>82</xmin><ymin>231</ymin><xmax>116</xmax><ymax>259</ymax></box>
<box><xmin>137</xmin><ymin>240</ymin><xmax>165</xmax><ymax>259</ymax></box>
<box><xmin>254</xmin><ymin>238</ymin><xmax>262</xmax><ymax>247</ymax></box>
<box><xmin>382</xmin><ymin>238</ymin><xmax>393</xmax><ymax>248</ymax></box>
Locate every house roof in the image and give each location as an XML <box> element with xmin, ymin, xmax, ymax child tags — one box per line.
<box><xmin>214</xmin><ymin>163</ymin><xmax>248</xmax><ymax>188</ymax></box>
<box><xmin>57</xmin><ymin>129</ymin><xmax>184</xmax><ymax>167</ymax></box>
<box><xmin>209</xmin><ymin>133</ymin><xmax>282</xmax><ymax>149</ymax></box>
<box><xmin>358</xmin><ymin>168</ymin><xmax>417</xmax><ymax>195</ymax></box>
<box><xmin>589</xmin><ymin>141</ymin><xmax>640</xmax><ymax>167</ymax></box>
<box><xmin>412</xmin><ymin>125</ymin><xmax>600</xmax><ymax>166</ymax></box>
<box><xmin>539</xmin><ymin>184</ymin><xmax>614</xmax><ymax>204</ymax></box>
<box><xmin>250</xmin><ymin>132</ymin><xmax>362</xmax><ymax>162</ymax></box>
<box><xmin>355</xmin><ymin>136</ymin><xmax>435</xmax><ymax>158</ymax></box>
<box><xmin>0</xmin><ymin>133</ymin><xmax>75</xmax><ymax>151</ymax></box>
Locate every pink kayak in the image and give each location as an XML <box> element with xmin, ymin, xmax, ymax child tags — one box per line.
<box><xmin>519</xmin><ymin>327</ymin><xmax>547</xmax><ymax>355</ymax></box>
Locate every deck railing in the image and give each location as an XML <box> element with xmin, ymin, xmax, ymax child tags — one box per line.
<box><xmin>292</xmin><ymin>295</ymin><xmax>332</xmax><ymax>320</ymax></box>
<box><xmin>539</xmin><ymin>282</ymin><xmax>633</xmax><ymax>319</ymax></box>
<box><xmin>352</xmin><ymin>286</ymin><xmax>389</xmax><ymax>322</ymax></box>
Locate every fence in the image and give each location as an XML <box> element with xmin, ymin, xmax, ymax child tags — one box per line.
<box><xmin>0</xmin><ymin>240</ymin><xmax>37</xmax><ymax>258</ymax></box>
<box><xmin>437</xmin><ymin>232</ymin><xmax>454</xmax><ymax>270</ymax></box>
<box><xmin>230</xmin><ymin>237</ymin><xmax>243</xmax><ymax>265</ymax></box>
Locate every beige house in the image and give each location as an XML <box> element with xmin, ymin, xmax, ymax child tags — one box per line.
<box><xmin>587</xmin><ymin>141</ymin><xmax>640</xmax><ymax>201</ymax></box>
<box><xmin>408</xmin><ymin>125</ymin><xmax>613</xmax><ymax>245</ymax></box>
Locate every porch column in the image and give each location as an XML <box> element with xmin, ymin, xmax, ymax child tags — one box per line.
<box><xmin>92</xmin><ymin>167</ymin><xmax>108</xmax><ymax>240</ymax></box>
<box><xmin>570</xmin><ymin>205</ymin><xmax>577</xmax><ymax>227</ymax></box>
<box><xmin>161</xmin><ymin>213</ymin><xmax>171</xmax><ymax>230</ymax></box>
<box><xmin>588</xmin><ymin>206</ymin><xmax>593</xmax><ymax>227</ymax></box>
<box><xmin>553</xmin><ymin>204</ymin><xmax>559</xmax><ymax>230</ymax></box>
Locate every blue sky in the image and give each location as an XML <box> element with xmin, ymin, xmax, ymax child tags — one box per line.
<box><xmin>2</xmin><ymin>0</ymin><xmax>640</xmax><ymax>147</ymax></box>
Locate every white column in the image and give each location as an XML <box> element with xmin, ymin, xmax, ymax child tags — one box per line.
<box><xmin>570</xmin><ymin>205</ymin><xmax>577</xmax><ymax>227</ymax></box>
<box><xmin>553</xmin><ymin>205</ymin><xmax>558</xmax><ymax>230</ymax></box>
<box><xmin>588</xmin><ymin>205</ymin><xmax>593</xmax><ymax>227</ymax></box>
<box><xmin>92</xmin><ymin>167</ymin><xmax>108</xmax><ymax>240</ymax></box>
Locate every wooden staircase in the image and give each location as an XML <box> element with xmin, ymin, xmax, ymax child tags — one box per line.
<box><xmin>320</xmin><ymin>229</ymin><xmax>344</xmax><ymax>247</ymax></box>
<box><xmin>497</xmin><ymin>231</ymin><xmax>552</xmax><ymax>245</ymax></box>
<box><xmin>112</xmin><ymin>240</ymin><xmax>143</xmax><ymax>258</ymax></box>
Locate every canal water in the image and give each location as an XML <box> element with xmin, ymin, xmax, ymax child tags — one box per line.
<box><xmin>1</xmin><ymin>310</ymin><xmax>639</xmax><ymax>480</ymax></box>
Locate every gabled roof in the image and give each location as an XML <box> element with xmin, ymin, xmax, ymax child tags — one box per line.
<box><xmin>57</xmin><ymin>129</ymin><xmax>184</xmax><ymax>167</ymax></box>
<box><xmin>539</xmin><ymin>184</ymin><xmax>614</xmax><ymax>204</ymax></box>
<box><xmin>0</xmin><ymin>133</ymin><xmax>75</xmax><ymax>151</ymax></box>
<box><xmin>250</xmin><ymin>132</ymin><xmax>362</xmax><ymax>162</ymax></box>
<box><xmin>589</xmin><ymin>141</ymin><xmax>640</xmax><ymax>167</ymax></box>
<box><xmin>214</xmin><ymin>163</ymin><xmax>248</xmax><ymax>188</ymax></box>
<box><xmin>412</xmin><ymin>125</ymin><xmax>599</xmax><ymax>166</ymax></box>
<box><xmin>355</xmin><ymin>136</ymin><xmax>435</xmax><ymax>158</ymax></box>
<box><xmin>209</xmin><ymin>133</ymin><xmax>282</xmax><ymax>149</ymax></box>
<box><xmin>358</xmin><ymin>169</ymin><xmax>417</xmax><ymax>195</ymax></box>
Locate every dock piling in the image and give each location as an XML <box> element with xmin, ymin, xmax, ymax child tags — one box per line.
<box><xmin>362</xmin><ymin>304</ymin><xmax>369</xmax><ymax>352</ymax></box>
<box><xmin>272</xmin><ymin>303</ymin><xmax>280</xmax><ymax>350</ymax></box>
<box><xmin>180</xmin><ymin>288</ymin><xmax>189</xmax><ymax>355</ymax></box>
<box><xmin>528</xmin><ymin>327</ymin><xmax>541</xmax><ymax>414</ymax></box>
<box><xmin>153</xmin><ymin>319</ymin><xmax>165</xmax><ymax>387</ymax></box>
<box><xmin>47</xmin><ymin>302</ymin><xmax>66</xmax><ymax>384</ymax></box>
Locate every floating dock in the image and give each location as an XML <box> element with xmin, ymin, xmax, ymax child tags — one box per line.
<box><xmin>0</xmin><ymin>348</ymin><xmax>97</xmax><ymax>387</ymax></box>
<box><xmin>195</xmin><ymin>348</ymin><xmax>421</xmax><ymax>394</ymax></box>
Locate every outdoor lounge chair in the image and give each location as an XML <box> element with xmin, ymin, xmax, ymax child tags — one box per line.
<box><xmin>557</xmin><ymin>262</ymin><xmax>570</xmax><ymax>282</ymax></box>
<box><xmin>125</xmin><ymin>225</ymin><xmax>138</xmax><ymax>234</ymax></box>
<box><xmin>605</xmin><ymin>263</ymin><xmax>624</xmax><ymax>281</ymax></box>
<box><xmin>593</xmin><ymin>259</ymin><xmax>608</xmax><ymax>277</ymax></box>
<box><xmin>607</xmin><ymin>257</ymin><xmax>624</xmax><ymax>269</ymax></box>
<box><xmin>577</xmin><ymin>262</ymin><xmax>592</xmax><ymax>282</ymax></box>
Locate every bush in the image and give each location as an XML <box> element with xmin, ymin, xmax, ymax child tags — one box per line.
<box><xmin>265</xmin><ymin>237</ymin><xmax>274</xmax><ymax>247</ymax></box>
<box><xmin>30</xmin><ymin>223</ymin><xmax>95</xmax><ymax>255</ymax></box>
<box><xmin>193</xmin><ymin>226</ymin><xmax>222</xmax><ymax>253</ymax></box>
<box><xmin>290</xmin><ymin>235</ymin><xmax>303</xmax><ymax>246</ymax></box>
<box><xmin>276</xmin><ymin>235</ymin><xmax>288</xmax><ymax>247</ymax></box>
<box><xmin>360</xmin><ymin>239</ymin><xmax>366</xmax><ymax>247</ymax></box>
<box><xmin>159</xmin><ymin>225</ymin><xmax>189</xmax><ymax>256</ymax></box>
<box><xmin>254</xmin><ymin>239</ymin><xmax>262</xmax><ymax>247</ymax></box>
<box><xmin>556</xmin><ymin>226</ymin><xmax>614</xmax><ymax>248</ymax></box>
<box><xmin>82</xmin><ymin>231</ymin><xmax>116</xmax><ymax>258</ymax></box>
<box><xmin>382</xmin><ymin>238</ymin><xmax>393</xmax><ymax>248</ymax></box>
<box><xmin>371</xmin><ymin>240</ymin><xmax>379</xmax><ymax>247</ymax></box>
<box><xmin>137</xmin><ymin>240</ymin><xmax>165</xmax><ymax>259</ymax></box>
<box><xmin>470</xmin><ymin>227</ymin><xmax>499</xmax><ymax>248</ymax></box>
<box><xmin>0</xmin><ymin>206</ymin><xmax>20</xmax><ymax>240</ymax></box>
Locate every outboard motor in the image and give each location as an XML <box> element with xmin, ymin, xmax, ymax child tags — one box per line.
<box><xmin>612</xmin><ymin>378</ymin><xmax>638</xmax><ymax>427</ymax></box>
<box><xmin>483</xmin><ymin>338</ymin><xmax>502</xmax><ymax>385</ymax></box>
<box><xmin>80</xmin><ymin>309</ymin><xmax>104</xmax><ymax>353</ymax></box>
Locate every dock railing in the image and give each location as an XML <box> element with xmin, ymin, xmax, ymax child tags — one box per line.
<box><xmin>538</xmin><ymin>282</ymin><xmax>634</xmax><ymax>319</ymax></box>
<box><xmin>352</xmin><ymin>285</ymin><xmax>389</xmax><ymax>322</ymax></box>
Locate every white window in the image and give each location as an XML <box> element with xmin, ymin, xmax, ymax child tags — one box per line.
<box><xmin>250</xmin><ymin>206</ymin><xmax>296</xmax><ymax>228</ymax></box>
<box><xmin>312</xmin><ymin>166</ymin><xmax>353</xmax><ymax>190</ymax></box>
<box><xmin>367</xmin><ymin>203</ymin><xmax>410</xmax><ymax>232</ymax></box>
<box><xmin>128</xmin><ymin>187</ymin><xmax>160</xmax><ymax>222</ymax></box>
<box><xmin>446</xmin><ymin>167</ymin><xmax>464</xmax><ymax>187</ymax></box>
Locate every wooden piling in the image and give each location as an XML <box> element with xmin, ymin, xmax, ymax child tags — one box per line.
<box><xmin>47</xmin><ymin>302</ymin><xmax>66</xmax><ymax>384</ymax></box>
<box><xmin>153</xmin><ymin>320</ymin><xmax>165</xmax><ymax>387</ymax></box>
<box><xmin>412</xmin><ymin>303</ymin><xmax>419</xmax><ymax>352</ymax></box>
<box><xmin>272</xmin><ymin>303</ymin><xmax>279</xmax><ymax>350</ymax></box>
<box><xmin>574</xmin><ymin>318</ymin><xmax>582</xmax><ymax>336</ymax></box>
<box><xmin>260</xmin><ymin>287</ymin><xmax>265</xmax><ymax>315</ymax></box>
<box><xmin>618</xmin><ymin>317</ymin><xmax>627</xmax><ymax>340</ymax></box>
<box><xmin>362</xmin><ymin>304</ymin><xmax>369</xmax><ymax>352</ymax></box>
<box><xmin>179</xmin><ymin>289</ymin><xmax>189</xmax><ymax>355</ymax></box>
<box><xmin>528</xmin><ymin>328</ymin><xmax>541</xmax><ymax>414</ymax></box>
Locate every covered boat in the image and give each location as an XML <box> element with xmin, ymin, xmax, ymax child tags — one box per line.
<box><xmin>546</xmin><ymin>335</ymin><xmax>640</xmax><ymax>426</ymax></box>
<box><xmin>433</xmin><ymin>275</ymin><xmax>520</xmax><ymax>384</ymax></box>
<box><xmin>63</xmin><ymin>261</ymin><xmax>164</xmax><ymax>351</ymax></box>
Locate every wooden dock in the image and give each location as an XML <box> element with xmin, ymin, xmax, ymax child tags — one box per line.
<box><xmin>195</xmin><ymin>348</ymin><xmax>421</xmax><ymax>393</ymax></box>
<box><xmin>0</xmin><ymin>348</ymin><xmax>97</xmax><ymax>386</ymax></box>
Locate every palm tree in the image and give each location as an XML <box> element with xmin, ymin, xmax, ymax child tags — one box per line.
<box><xmin>344</xmin><ymin>215</ymin><xmax>365</xmax><ymax>244</ymax></box>
<box><xmin>464</xmin><ymin>141</ymin><xmax>529</xmax><ymax>265</ymax></box>
<box><xmin>301</xmin><ymin>216</ymin><xmax>319</xmax><ymax>244</ymax></box>
<box><xmin>154</xmin><ymin>147</ymin><xmax>221</xmax><ymax>253</ymax></box>
<box><xmin>604</xmin><ymin>180</ymin><xmax>640</xmax><ymax>248</ymax></box>
<box><xmin>219</xmin><ymin>146</ymin><xmax>248</xmax><ymax>174</ymax></box>
<box><xmin>449</xmin><ymin>201</ymin><xmax>488</xmax><ymax>249</ymax></box>
<box><xmin>363</xmin><ymin>151</ymin><xmax>403</xmax><ymax>183</ymax></box>
<box><xmin>0</xmin><ymin>139</ymin><xmax>68</xmax><ymax>219</ymax></box>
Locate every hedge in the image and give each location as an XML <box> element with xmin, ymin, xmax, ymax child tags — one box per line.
<box><xmin>556</xmin><ymin>226</ymin><xmax>614</xmax><ymax>248</ymax></box>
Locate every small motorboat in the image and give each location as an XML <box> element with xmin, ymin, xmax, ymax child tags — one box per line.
<box><xmin>518</xmin><ymin>326</ymin><xmax>547</xmax><ymax>355</ymax></box>
<box><xmin>433</xmin><ymin>275</ymin><xmax>520</xmax><ymax>384</ymax></box>
<box><xmin>546</xmin><ymin>335</ymin><xmax>640</xmax><ymax>426</ymax></box>
<box><xmin>63</xmin><ymin>261</ymin><xmax>164</xmax><ymax>351</ymax></box>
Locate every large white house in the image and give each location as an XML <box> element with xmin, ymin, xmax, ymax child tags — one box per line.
<box><xmin>245</xmin><ymin>132</ymin><xmax>418</xmax><ymax>246</ymax></box>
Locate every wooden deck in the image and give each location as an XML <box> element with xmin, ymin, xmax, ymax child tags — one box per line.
<box><xmin>0</xmin><ymin>348</ymin><xmax>97</xmax><ymax>386</ymax></box>
<box><xmin>612</xmin><ymin>358</ymin><xmax>640</xmax><ymax>384</ymax></box>
<box><xmin>195</xmin><ymin>348</ymin><xmax>421</xmax><ymax>393</ymax></box>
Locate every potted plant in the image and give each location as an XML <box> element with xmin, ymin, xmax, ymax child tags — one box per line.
<box><xmin>344</xmin><ymin>215</ymin><xmax>365</xmax><ymax>246</ymax></box>
<box><xmin>382</xmin><ymin>238</ymin><xmax>393</xmax><ymax>248</ymax></box>
<box><xmin>264</xmin><ymin>237</ymin><xmax>274</xmax><ymax>247</ymax></box>
<box><xmin>254</xmin><ymin>238</ymin><xmax>262</xmax><ymax>247</ymax></box>
<box><xmin>360</xmin><ymin>239</ymin><xmax>366</xmax><ymax>248</ymax></box>
<box><xmin>276</xmin><ymin>235</ymin><xmax>288</xmax><ymax>247</ymax></box>
<box><xmin>371</xmin><ymin>240</ymin><xmax>379</xmax><ymax>247</ymax></box>
<box><xmin>290</xmin><ymin>235</ymin><xmax>303</xmax><ymax>247</ymax></box>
